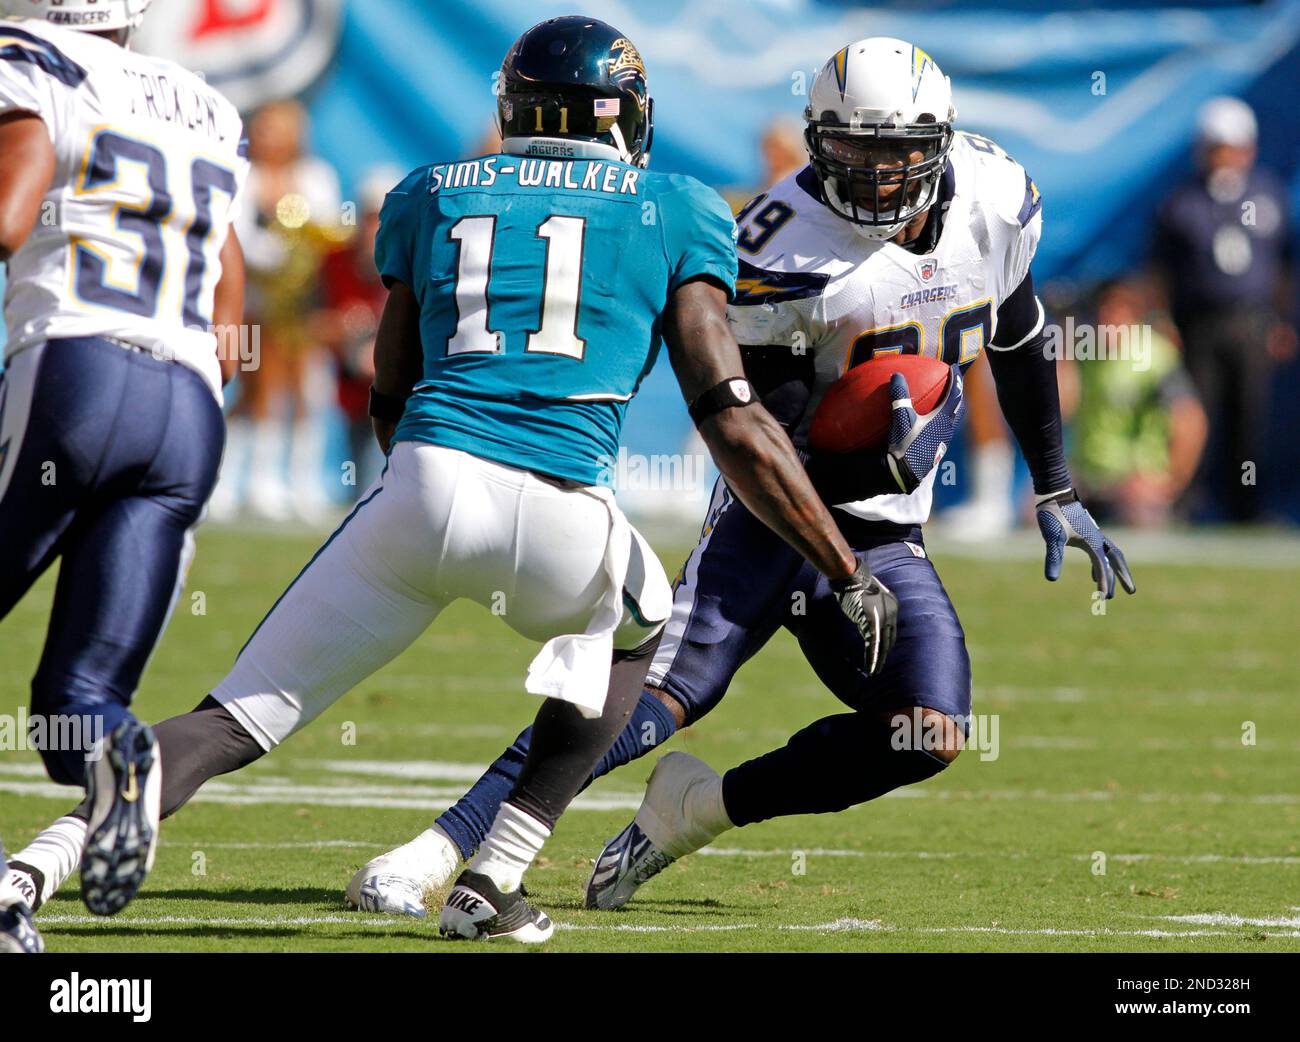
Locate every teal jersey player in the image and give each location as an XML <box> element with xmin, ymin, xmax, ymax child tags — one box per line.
<box><xmin>374</xmin><ymin>154</ymin><xmax>738</xmax><ymax>485</ymax></box>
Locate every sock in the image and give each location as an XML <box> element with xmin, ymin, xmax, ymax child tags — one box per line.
<box><xmin>651</xmin><ymin>762</ymin><xmax>733</xmax><ymax>859</ymax></box>
<box><xmin>468</xmin><ymin>802</ymin><xmax>551</xmax><ymax>894</ymax></box>
<box><xmin>436</xmin><ymin>687</ymin><xmax>677</xmax><ymax>860</ymax></box>
<box><xmin>385</xmin><ymin>824</ymin><xmax>461</xmax><ymax>884</ymax></box>
<box><xmin>722</xmin><ymin>712</ymin><xmax>950</xmax><ymax>827</ymax></box>
<box><xmin>8</xmin><ymin>814</ymin><xmax>88</xmax><ymax>909</ymax></box>
<box><xmin>153</xmin><ymin>695</ymin><xmax>266</xmax><ymax>819</ymax></box>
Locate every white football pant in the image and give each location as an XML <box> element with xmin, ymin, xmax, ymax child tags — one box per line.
<box><xmin>213</xmin><ymin>441</ymin><xmax>671</xmax><ymax>749</ymax></box>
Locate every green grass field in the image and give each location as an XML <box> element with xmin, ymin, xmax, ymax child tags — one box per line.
<box><xmin>2</xmin><ymin>524</ymin><xmax>1298</xmax><ymax>952</ymax></box>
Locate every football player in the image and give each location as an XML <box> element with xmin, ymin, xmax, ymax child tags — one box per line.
<box><xmin>4</xmin><ymin>16</ymin><xmax>897</xmax><ymax>943</ymax></box>
<box><xmin>341</xmin><ymin>37</ymin><xmax>1136</xmax><ymax>915</ymax></box>
<box><xmin>0</xmin><ymin>0</ymin><xmax>247</xmax><ymax>918</ymax></box>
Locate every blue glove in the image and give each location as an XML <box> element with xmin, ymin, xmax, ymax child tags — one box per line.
<box><xmin>885</xmin><ymin>365</ymin><xmax>964</xmax><ymax>494</ymax></box>
<box><xmin>1035</xmin><ymin>489</ymin><xmax>1136</xmax><ymax>599</ymax></box>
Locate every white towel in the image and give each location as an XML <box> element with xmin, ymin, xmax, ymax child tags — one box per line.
<box><xmin>524</xmin><ymin>487</ymin><xmax>631</xmax><ymax>718</ymax></box>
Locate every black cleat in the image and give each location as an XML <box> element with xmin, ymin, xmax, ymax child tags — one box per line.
<box><xmin>438</xmin><ymin>870</ymin><xmax>554</xmax><ymax>943</ymax></box>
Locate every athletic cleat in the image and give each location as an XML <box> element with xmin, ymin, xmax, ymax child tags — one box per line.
<box><xmin>345</xmin><ymin>827</ymin><xmax>461</xmax><ymax>917</ymax></box>
<box><xmin>585</xmin><ymin>751</ymin><xmax>733</xmax><ymax>910</ymax></box>
<box><xmin>585</xmin><ymin>820</ymin><xmax>675</xmax><ymax>910</ymax></box>
<box><xmin>354</xmin><ymin>874</ymin><xmax>427</xmax><ymax>918</ymax></box>
<box><xmin>80</xmin><ymin>719</ymin><xmax>162</xmax><ymax>916</ymax></box>
<box><xmin>0</xmin><ymin>901</ymin><xmax>44</xmax><ymax>954</ymax></box>
<box><xmin>438</xmin><ymin>870</ymin><xmax>554</xmax><ymax>943</ymax></box>
<box><xmin>0</xmin><ymin>866</ymin><xmax>39</xmax><ymax>914</ymax></box>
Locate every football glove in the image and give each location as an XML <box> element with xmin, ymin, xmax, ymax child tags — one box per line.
<box><xmin>831</xmin><ymin>560</ymin><xmax>899</xmax><ymax>676</ymax></box>
<box><xmin>1035</xmin><ymin>489</ymin><xmax>1136</xmax><ymax>599</ymax></box>
<box><xmin>885</xmin><ymin>365</ymin><xmax>964</xmax><ymax>494</ymax></box>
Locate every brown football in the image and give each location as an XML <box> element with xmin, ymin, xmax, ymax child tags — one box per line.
<box><xmin>808</xmin><ymin>354</ymin><xmax>951</xmax><ymax>454</ymax></box>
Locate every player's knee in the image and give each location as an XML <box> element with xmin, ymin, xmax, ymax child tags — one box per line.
<box><xmin>881</xmin><ymin>706</ymin><xmax>964</xmax><ymax>767</ymax></box>
<box><xmin>646</xmin><ymin>684</ymin><xmax>688</xmax><ymax>729</ymax></box>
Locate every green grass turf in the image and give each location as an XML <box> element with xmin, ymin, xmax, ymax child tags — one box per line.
<box><xmin>2</xmin><ymin>524</ymin><xmax>1298</xmax><ymax>952</ymax></box>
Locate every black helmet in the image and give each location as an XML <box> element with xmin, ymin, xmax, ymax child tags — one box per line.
<box><xmin>497</xmin><ymin>15</ymin><xmax>654</xmax><ymax>168</ymax></box>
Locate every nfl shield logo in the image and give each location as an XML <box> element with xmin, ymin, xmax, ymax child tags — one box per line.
<box><xmin>917</xmin><ymin>259</ymin><xmax>938</xmax><ymax>282</ymax></box>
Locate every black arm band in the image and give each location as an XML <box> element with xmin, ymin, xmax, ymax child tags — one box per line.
<box><xmin>985</xmin><ymin>330</ymin><xmax>1072</xmax><ymax>496</ymax></box>
<box><xmin>368</xmin><ymin>386</ymin><xmax>409</xmax><ymax>423</ymax></box>
<box><xmin>688</xmin><ymin>378</ymin><xmax>758</xmax><ymax>426</ymax></box>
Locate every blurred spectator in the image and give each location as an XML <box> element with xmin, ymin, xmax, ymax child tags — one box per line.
<box><xmin>212</xmin><ymin>99</ymin><xmax>343</xmax><ymax>522</ymax></box>
<box><xmin>759</xmin><ymin>115</ymin><xmax>806</xmax><ymax>186</ymax></box>
<box><xmin>1150</xmin><ymin>96</ymin><xmax>1296</xmax><ymax>522</ymax></box>
<box><xmin>311</xmin><ymin>166</ymin><xmax>402</xmax><ymax>499</ymax></box>
<box><xmin>1060</xmin><ymin>280</ymin><xmax>1208</xmax><ymax>527</ymax></box>
<box><xmin>722</xmin><ymin>114</ymin><xmax>807</xmax><ymax>210</ymax></box>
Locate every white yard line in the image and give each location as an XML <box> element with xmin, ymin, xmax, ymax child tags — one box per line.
<box><xmin>1159</xmin><ymin>912</ymin><xmax>1300</xmax><ymax>928</ymax></box>
<box><xmin>5</xmin><ymin>770</ymin><xmax>1298</xmax><ymax>810</ymax></box>
<box><xmin>33</xmin><ymin>912</ymin><xmax>1299</xmax><ymax>940</ymax></box>
<box><xmin>699</xmin><ymin>848</ymin><xmax>1300</xmax><ymax>865</ymax></box>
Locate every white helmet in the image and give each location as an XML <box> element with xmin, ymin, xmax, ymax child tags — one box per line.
<box><xmin>804</xmin><ymin>37</ymin><xmax>956</xmax><ymax>240</ymax></box>
<box><xmin>1</xmin><ymin>0</ymin><xmax>152</xmax><ymax>34</ymax></box>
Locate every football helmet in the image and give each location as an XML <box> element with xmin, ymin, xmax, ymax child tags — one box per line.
<box><xmin>805</xmin><ymin>37</ymin><xmax>956</xmax><ymax>240</ymax></box>
<box><xmin>497</xmin><ymin>15</ymin><xmax>653</xmax><ymax>168</ymax></box>
<box><xmin>0</xmin><ymin>0</ymin><xmax>152</xmax><ymax>34</ymax></box>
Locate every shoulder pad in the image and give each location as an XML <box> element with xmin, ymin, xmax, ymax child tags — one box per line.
<box><xmin>954</xmin><ymin>131</ymin><xmax>1042</xmax><ymax>228</ymax></box>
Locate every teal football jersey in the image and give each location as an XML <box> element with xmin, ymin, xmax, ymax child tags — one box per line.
<box><xmin>375</xmin><ymin>153</ymin><xmax>738</xmax><ymax>485</ymax></box>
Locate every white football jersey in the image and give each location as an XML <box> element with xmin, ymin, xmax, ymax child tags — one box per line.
<box><xmin>728</xmin><ymin>131</ymin><xmax>1045</xmax><ymax>525</ymax></box>
<box><xmin>0</xmin><ymin>17</ymin><xmax>248</xmax><ymax>399</ymax></box>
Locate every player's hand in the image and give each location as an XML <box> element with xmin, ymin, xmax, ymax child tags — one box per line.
<box><xmin>885</xmin><ymin>365</ymin><xmax>964</xmax><ymax>493</ymax></box>
<box><xmin>831</xmin><ymin>560</ymin><xmax>899</xmax><ymax>676</ymax></box>
<box><xmin>1035</xmin><ymin>489</ymin><xmax>1136</xmax><ymax>599</ymax></box>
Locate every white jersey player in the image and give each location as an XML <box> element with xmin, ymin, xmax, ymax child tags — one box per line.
<box><xmin>0</xmin><ymin>0</ymin><xmax>246</xmax><ymax>923</ymax></box>
<box><xmin>331</xmin><ymin>37</ymin><xmax>1135</xmax><ymax>920</ymax></box>
<box><xmin>729</xmin><ymin>127</ymin><xmax>1043</xmax><ymax>524</ymax></box>
<box><xmin>0</xmin><ymin>8</ymin><xmax>247</xmax><ymax>396</ymax></box>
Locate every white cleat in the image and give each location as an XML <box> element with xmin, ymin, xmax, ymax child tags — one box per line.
<box><xmin>586</xmin><ymin>751</ymin><xmax>732</xmax><ymax>910</ymax></box>
<box><xmin>345</xmin><ymin>826</ymin><xmax>461</xmax><ymax>918</ymax></box>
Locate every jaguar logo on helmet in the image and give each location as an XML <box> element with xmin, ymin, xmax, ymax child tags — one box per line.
<box><xmin>608</xmin><ymin>36</ymin><xmax>645</xmax><ymax>82</ymax></box>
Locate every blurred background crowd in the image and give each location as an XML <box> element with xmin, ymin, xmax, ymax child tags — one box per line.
<box><xmin>5</xmin><ymin>0</ymin><xmax>1298</xmax><ymax>534</ymax></box>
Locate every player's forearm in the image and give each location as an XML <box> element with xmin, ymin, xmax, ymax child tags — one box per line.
<box><xmin>372</xmin><ymin>280</ymin><xmax>423</xmax><ymax>399</ymax></box>
<box><xmin>702</xmin><ymin>406</ymin><xmax>857</xmax><ymax>582</ymax></box>
<box><xmin>803</xmin><ymin>451</ymin><xmax>903</xmax><ymax>503</ymax></box>
<box><xmin>986</xmin><ymin>333</ymin><xmax>1072</xmax><ymax>495</ymax></box>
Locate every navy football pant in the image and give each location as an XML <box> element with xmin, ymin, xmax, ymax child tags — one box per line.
<box><xmin>436</xmin><ymin>483</ymin><xmax>971</xmax><ymax>857</ymax></box>
<box><xmin>0</xmin><ymin>339</ymin><xmax>224</xmax><ymax>785</ymax></box>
